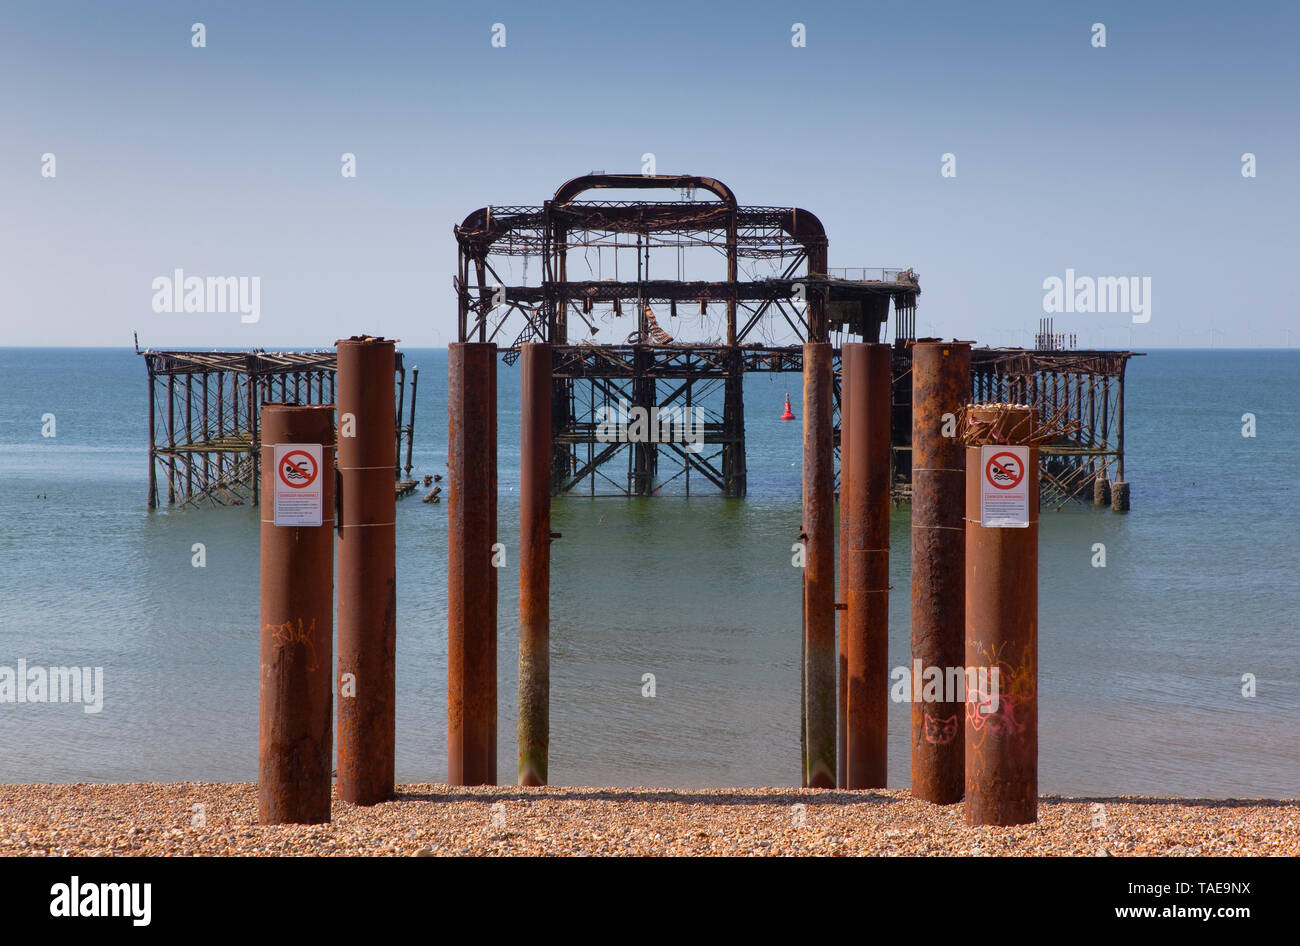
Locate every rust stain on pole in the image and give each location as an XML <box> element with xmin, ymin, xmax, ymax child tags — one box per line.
<box><xmin>840</xmin><ymin>342</ymin><xmax>891</xmax><ymax>788</ymax></box>
<box><xmin>335</xmin><ymin>336</ymin><xmax>397</xmax><ymax>805</ymax></box>
<box><xmin>911</xmin><ymin>341</ymin><xmax>970</xmax><ymax>804</ymax></box>
<box><xmin>964</xmin><ymin>404</ymin><xmax>1038</xmax><ymax>826</ymax></box>
<box><xmin>448</xmin><ymin>342</ymin><xmax>498</xmax><ymax>786</ymax></box>
<box><xmin>518</xmin><ymin>342</ymin><xmax>552</xmax><ymax>786</ymax></box>
<box><xmin>802</xmin><ymin>341</ymin><xmax>835</xmax><ymax>788</ymax></box>
<box><xmin>258</xmin><ymin>404</ymin><xmax>335</xmax><ymax>825</ymax></box>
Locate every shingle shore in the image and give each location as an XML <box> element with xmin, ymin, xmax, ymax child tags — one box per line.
<box><xmin>0</xmin><ymin>783</ymin><xmax>1294</xmax><ymax>856</ymax></box>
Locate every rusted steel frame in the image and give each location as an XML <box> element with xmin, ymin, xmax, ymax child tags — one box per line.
<box><xmin>802</xmin><ymin>342</ymin><xmax>835</xmax><ymax>787</ymax></box>
<box><xmin>1116</xmin><ymin>360</ymin><xmax>1127</xmax><ymax>482</ymax></box>
<box><xmin>553</xmin><ymin>173</ymin><xmax>738</xmax><ymax>207</ymax></box>
<box><xmin>736</xmin><ymin>253</ymin><xmax>807</xmax><ymax>342</ymax></box>
<box><xmin>1101</xmin><ymin>376</ymin><xmax>1111</xmax><ymax>444</ymax></box>
<box><xmin>839</xmin><ymin>343</ymin><xmax>890</xmax><ymax>789</ymax></box>
<box><xmin>247</xmin><ymin>362</ymin><xmax>260</xmax><ymax>506</ymax></box>
<box><xmin>726</xmin><ymin>207</ymin><xmax>738</xmax><ymax>344</ymax></box>
<box><xmin>166</xmin><ymin>373</ymin><xmax>176</xmax><ymax>504</ymax></box>
<box><xmin>394</xmin><ymin>361</ymin><xmax>406</xmax><ymax>473</ymax></box>
<box><xmin>910</xmin><ymin>341</ymin><xmax>970</xmax><ymax>803</ymax></box>
<box><xmin>456</xmin><ymin>263</ymin><xmax>473</xmax><ymax>339</ymax></box>
<box><xmin>405</xmin><ymin>366</ymin><xmax>419</xmax><ymax>478</ymax></box>
<box><xmin>722</xmin><ymin>347</ymin><xmax>745</xmax><ymax>496</ymax></box>
<box><xmin>184</xmin><ymin>374</ymin><xmax>194</xmax><ymax>497</ymax></box>
<box><xmin>554</xmin><ymin>223</ymin><xmax>568</xmax><ymax>343</ymax></box>
<box><xmin>663</xmin><ymin>441</ymin><xmax>726</xmax><ymax>492</ymax></box>
<box><xmin>448</xmin><ymin>343</ymin><xmax>498</xmax><ymax>785</ymax></box>
<box><xmin>519</xmin><ymin>343</ymin><xmax>552</xmax><ymax>786</ymax></box>
<box><xmin>964</xmin><ymin>405</ymin><xmax>1038</xmax><ymax>826</ymax></box>
<box><xmin>258</xmin><ymin>404</ymin><xmax>335</xmax><ymax>825</ymax></box>
<box><xmin>147</xmin><ymin>361</ymin><xmax>158</xmax><ymax>508</ymax></box>
<box><xmin>772</xmin><ymin>297</ymin><xmax>810</xmax><ymax>339</ymax></box>
<box><xmin>335</xmin><ymin>337</ymin><xmax>397</xmax><ymax>805</ymax></box>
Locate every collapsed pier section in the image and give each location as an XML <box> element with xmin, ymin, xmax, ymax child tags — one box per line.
<box><xmin>139</xmin><ymin>345</ymin><xmax>418</xmax><ymax>507</ymax></box>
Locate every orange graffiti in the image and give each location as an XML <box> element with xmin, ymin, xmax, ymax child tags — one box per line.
<box><xmin>267</xmin><ymin>618</ymin><xmax>321</xmax><ymax>672</ymax></box>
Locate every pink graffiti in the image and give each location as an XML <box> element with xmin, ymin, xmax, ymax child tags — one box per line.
<box><xmin>967</xmin><ymin>692</ymin><xmax>1026</xmax><ymax>736</ymax></box>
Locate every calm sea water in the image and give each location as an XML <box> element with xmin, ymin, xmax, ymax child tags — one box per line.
<box><xmin>0</xmin><ymin>347</ymin><xmax>1297</xmax><ymax>797</ymax></box>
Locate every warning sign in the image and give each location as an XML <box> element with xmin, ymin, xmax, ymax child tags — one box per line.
<box><xmin>273</xmin><ymin>443</ymin><xmax>323</xmax><ymax>527</ymax></box>
<box><xmin>980</xmin><ymin>445</ymin><xmax>1030</xmax><ymax>528</ymax></box>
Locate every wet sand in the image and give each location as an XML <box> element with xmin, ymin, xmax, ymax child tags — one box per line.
<box><xmin>1</xmin><ymin>783</ymin><xmax>1295</xmax><ymax>856</ymax></box>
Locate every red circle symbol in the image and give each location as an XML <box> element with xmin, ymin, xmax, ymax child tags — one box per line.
<box><xmin>985</xmin><ymin>451</ymin><xmax>1025</xmax><ymax>490</ymax></box>
<box><xmin>278</xmin><ymin>450</ymin><xmax>318</xmax><ymax>489</ymax></box>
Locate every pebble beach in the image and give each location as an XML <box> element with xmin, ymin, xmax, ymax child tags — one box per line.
<box><xmin>0</xmin><ymin>783</ymin><xmax>1294</xmax><ymax>857</ymax></box>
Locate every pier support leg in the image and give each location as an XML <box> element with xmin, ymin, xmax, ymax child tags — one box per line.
<box><xmin>336</xmin><ymin>336</ymin><xmax>397</xmax><ymax>805</ymax></box>
<box><xmin>964</xmin><ymin>405</ymin><xmax>1038</xmax><ymax>826</ymax></box>
<box><xmin>1110</xmin><ymin>480</ymin><xmax>1130</xmax><ymax>512</ymax></box>
<box><xmin>258</xmin><ymin>404</ymin><xmax>335</xmax><ymax>825</ymax></box>
<box><xmin>722</xmin><ymin>348</ymin><xmax>747</xmax><ymax>496</ymax></box>
<box><xmin>839</xmin><ymin>343</ymin><xmax>891</xmax><ymax>788</ymax></box>
<box><xmin>519</xmin><ymin>343</ymin><xmax>552</xmax><ymax>786</ymax></box>
<box><xmin>551</xmin><ymin>376</ymin><xmax>572</xmax><ymax>493</ymax></box>
<box><xmin>910</xmin><ymin>341</ymin><xmax>970</xmax><ymax>804</ymax></box>
<box><xmin>1093</xmin><ymin>471</ymin><xmax>1111</xmax><ymax>507</ymax></box>
<box><xmin>147</xmin><ymin>362</ymin><xmax>158</xmax><ymax>508</ymax></box>
<box><xmin>631</xmin><ymin>346</ymin><xmax>656</xmax><ymax>495</ymax></box>
<box><xmin>801</xmin><ymin>341</ymin><xmax>836</xmax><ymax>788</ymax></box>
<box><xmin>405</xmin><ymin>366</ymin><xmax>419</xmax><ymax>479</ymax></box>
<box><xmin>448</xmin><ymin>343</ymin><xmax>498</xmax><ymax>786</ymax></box>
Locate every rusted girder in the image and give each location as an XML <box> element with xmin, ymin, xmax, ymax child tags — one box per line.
<box><xmin>335</xmin><ymin>336</ymin><xmax>397</xmax><ymax>805</ymax></box>
<box><xmin>258</xmin><ymin>404</ymin><xmax>335</xmax><ymax>825</ymax></box>
<box><xmin>448</xmin><ymin>343</ymin><xmax>498</xmax><ymax>785</ymax></box>
<box><xmin>910</xmin><ymin>341</ymin><xmax>970</xmax><ymax>804</ymax></box>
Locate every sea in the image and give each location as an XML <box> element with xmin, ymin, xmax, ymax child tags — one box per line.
<box><xmin>1</xmin><ymin>347</ymin><xmax>1297</xmax><ymax>797</ymax></box>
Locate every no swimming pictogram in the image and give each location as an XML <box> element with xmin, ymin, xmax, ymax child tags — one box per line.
<box><xmin>278</xmin><ymin>450</ymin><xmax>319</xmax><ymax>489</ymax></box>
<box><xmin>979</xmin><ymin>445</ymin><xmax>1030</xmax><ymax>528</ymax></box>
<box><xmin>985</xmin><ymin>451</ymin><xmax>1025</xmax><ymax>491</ymax></box>
<box><xmin>273</xmin><ymin>443</ymin><xmax>324</xmax><ymax>526</ymax></box>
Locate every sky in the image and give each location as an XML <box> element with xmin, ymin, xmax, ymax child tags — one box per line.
<box><xmin>2</xmin><ymin>0</ymin><xmax>1297</xmax><ymax>349</ymax></box>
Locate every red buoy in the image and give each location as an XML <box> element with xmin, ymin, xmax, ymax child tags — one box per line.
<box><xmin>781</xmin><ymin>393</ymin><xmax>795</xmax><ymax>421</ymax></box>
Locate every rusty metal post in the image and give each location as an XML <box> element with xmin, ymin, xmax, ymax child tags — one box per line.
<box><xmin>911</xmin><ymin>341</ymin><xmax>970</xmax><ymax>804</ymax></box>
<box><xmin>448</xmin><ymin>342</ymin><xmax>498</xmax><ymax>785</ymax></box>
<box><xmin>258</xmin><ymin>404</ymin><xmax>335</xmax><ymax>824</ymax></box>
<box><xmin>802</xmin><ymin>341</ymin><xmax>835</xmax><ymax>788</ymax></box>
<box><xmin>837</xmin><ymin>347</ymin><xmax>853</xmax><ymax>783</ymax></box>
<box><xmin>964</xmin><ymin>404</ymin><xmax>1038</xmax><ymax>826</ymax></box>
<box><xmin>405</xmin><ymin>366</ymin><xmax>419</xmax><ymax>479</ymax></box>
<box><xmin>519</xmin><ymin>343</ymin><xmax>552</xmax><ymax>786</ymax></box>
<box><xmin>335</xmin><ymin>337</ymin><xmax>397</xmax><ymax>805</ymax></box>
<box><xmin>839</xmin><ymin>342</ymin><xmax>891</xmax><ymax>789</ymax></box>
<box><xmin>147</xmin><ymin>361</ymin><xmax>158</xmax><ymax>508</ymax></box>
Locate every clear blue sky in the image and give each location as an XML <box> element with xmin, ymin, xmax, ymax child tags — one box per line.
<box><xmin>2</xmin><ymin>0</ymin><xmax>1297</xmax><ymax>348</ymax></box>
